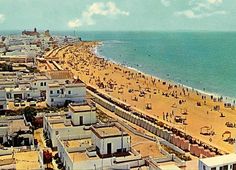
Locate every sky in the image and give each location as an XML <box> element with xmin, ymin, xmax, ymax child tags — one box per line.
<box><xmin>0</xmin><ymin>0</ymin><xmax>235</xmax><ymax>31</ymax></box>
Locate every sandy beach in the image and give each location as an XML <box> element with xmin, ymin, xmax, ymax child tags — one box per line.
<box><xmin>39</xmin><ymin>41</ymin><xmax>236</xmax><ymax>153</ymax></box>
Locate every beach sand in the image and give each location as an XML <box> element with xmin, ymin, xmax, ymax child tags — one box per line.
<box><xmin>39</xmin><ymin>41</ymin><xmax>236</xmax><ymax>153</ymax></box>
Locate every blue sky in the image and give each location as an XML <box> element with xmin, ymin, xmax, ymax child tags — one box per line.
<box><xmin>0</xmin><ymin>0</ymin><xmax>235</xmax><ymax>31</ymax></box>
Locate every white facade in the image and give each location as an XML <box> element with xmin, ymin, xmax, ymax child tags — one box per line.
<box><xmin>5</xmin><ymin>87</ymin><xmax>40</xmax><ymax>100</ymax></box>
<box><xmin>46</xmin><ymin>83</ymin><xmax>86</xmax><ymax>107</ymax></box>
<box><xmin>0</xmin><ymin>124</ymin><xmax>8</xmax><ymax>143</ymax></box>
<box><xmin>69</xmin><ymin>103</ymin><xmax>97</xmax><ymax>126</ymax></box>
<box><xmin>199</xmin><ymin>154</ymin><xmax>236</xmax><ymax>170</ymax></box>
<box><xmin>0</xmin><ymin>116</ymin><xmax>33</xmax><ymax>146</ymax></box>
<box><xmin>91</xmin><ymin>125</ymin><xmax>131</xmax><ymax>155</ymax></box>
<box><xmin>56</xmin><ymin>124</ymin><xmax>140</xmax><ymax>170</ymax></box>
<box><xmin>43</xmin><ymin>114</ymin><xmax>91</xmax><ymax>147</ymax></box>
<box><xmin>0</xmin><ymin>89</ymin><xmax>7</xmax><ymax>110</ymax></box>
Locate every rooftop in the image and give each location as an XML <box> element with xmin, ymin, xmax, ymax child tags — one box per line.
<box><xmin>51</xmin><ymin>122</ymin><xmax>68</xmax><ymax>129</ymax></box>
<box><xmin>10</xmin><ymin>151</ymin><xmax>41</xmax><ymax>169</ymax></box>
<box><xmin>35</xmin><ymin>75</ymin><xmax>48</xmax><ymax>80</ymax></box>
<box><xmin>65</xmin><ymin>83</ymin><xmax>85</xmax><ymax>87</ymax></box>
<box><xmin>69</xmin><ymin>104</ymin><xmax>96</xmax><ymax>113</ymax></box>
<box><xmin>91</xmin><ymin>125</ymin><xmax>128</xmax><ymax>138</ymax></box>
<box><xmin>158</xmin><ymin>164</ymin><xmax>181</xmax><ymax>170</ymax></box>
<box><xmin>9</xmin><ymin>119</ymin><xmax>30</xmax><ymax>134</ymax></box>
<box><xmin>48</xmin><ymin>82</ymin><xmax>84</xmax><ymax>88</ymax></box>
<box><xmin>47</xmin><ymin>115</ymin><xmax>64</xmax><ymax>121</ymax></box>
<box><xmin>69</xmin><ymin>152</ymin><xmax>99</xmax><ymax>162</ymax></box>
<box><xmin>47</xmin><ymin>70</ymin><xmax>73</xmax><ymax>80</ymax></box>
<box><xmin>63</xmin><ymin>138</ymin><xmax>91</xmax><ymax>148</ymax></box>
<box><xmin>48</xmin><ymin>83</ymin><xmax>60</xmax><ymax>88</ymax></box>
<box><xmin>200</xmin><ymin>153</ymin><xmax>236</xmax><ymax>167</ymax></box>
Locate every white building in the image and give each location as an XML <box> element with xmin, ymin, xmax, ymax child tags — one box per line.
<box><xmin>0</xmin><ymin>116</ymin><xmax>34</xmax><ymax>146</ymax></box>
<box><xmin>46</xmin><ymin>82</ymin><xmax>86</xmax><ymax>107</ymax></box>
<box><xmin>68</xmin><ymin>103</ymin><xmax>97</xmax><ymax>126</ymax></box>
<box><xmin>199</xmin><ymin>153</ymin><xmax>236</xmax><ymax>170</ymax></box>
<box><xmin>31</xmin><ymin>71</ymin><xmax>74</xmax><ymax>98</ymax></box>
<box><xmin>91</xmin><ymin>124</ymin><xmax>131</xmax><ymax>156</ymax></box>
<box><xmin>56</xmin><ymin>123</ymin><xmax>142</xmax><ymax>170</ymax></box>
<box><xmin>5</xmin><ymin>87</ymin><xmax>40</xmax><ymax>101</ymax></box>
<box><xmin>0</xmin><ymin>89</ymin><xmax>7</xmax><ymax>110</ymax></box>
<box><xmin>43</xmin><ymin>113</ymin><xmax>91</xmax><ymax>148</ymax></box>
<box><xmin>0</xmin><ymin>123</ymin><xmax>8</xmax><ymax>143</ymax></box>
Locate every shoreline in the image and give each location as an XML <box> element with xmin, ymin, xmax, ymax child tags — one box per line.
<box><xmin>93</xmin><ymin>42</ymin><xmax>235</xmax><ymax>104</ymax></box>
<box><xmin>40</xmin><ymin>41</ymin><xmax>236</xmax><ymax>153</ymax></box>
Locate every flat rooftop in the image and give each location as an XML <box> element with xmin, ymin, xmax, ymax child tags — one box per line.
<box><xmin>0</xmin><ymin>151</ymin><xmax>41</xmax><ymax>170</ymax></box>
<box><xmin>47</xmin><ymin>70</ymin><xmax>73</xmax><ymax>80</ymax></box>
<box><xmin>9</xmin><ymin>119</ymin><xmax>30</xmax><ymax>134</ymax></box>
<box><xmin>158</xmin><ymin>164</ymin><xmax>181</xmax><ymax>170</ymax></box>
<box><xmin>35</xmin><ymin>75</ymin><xmax>48</xmax><ymax>80</ymax></box>
<box><xmin>65</xmin><ymin>83</ymin><xmax>85</xmax><ymax>87</ymax></box>
<box><xmin>92</xmin><ymin>125</ymin><xmax>128</xmax><ymax>138</ymax></box>
<box><xmin>63</xmin><ymin>138</ymin><xmax>92</xmax><ymax>148</ymax></box>
<box><xmin>69</xmin><ymin>104</ymin><xmax>96</xmax><ymax>113</ymax></box>
<box><xmin>48</xmin><ymin>83</ymin><xmax>60</xmax><ymax>88</ymax></box>
<box><xmin>51</xmin><ymin>122</ymin><xmax>70</xmax><ymax>128</ymax></box>
<box><xmin>69</xmin><ymin>152</ymin><xmax>99</xmax><ymax>162</ymax></box>
<box><xmin>47</xmin><ymin>115</ymin><xmax>64</xmax><ymax>121</ymax></box>
<box><xmin>200</xmin><ymin>153</ymin><xmax>236</xmax><ymax>167</ymax></box>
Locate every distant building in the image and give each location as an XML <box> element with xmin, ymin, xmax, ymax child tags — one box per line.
<box><xmin>22</xmin><ymin>28</ymin><xmax>39</xmax><ymax>36</ymax></box>
<box><xmin>0</xmin><ymin>55</ymin><xmax>34</xmax><ymax>63</ymax></box>
<box><xmin>44</xmin><ymin>30</ymin><xmax>51</xmax><ymax>37</ymax></box>
<box><xmin>199</xmin><ymin>153</ymin><xmax>236</xmax><ymax>170</ymax></box>
<box><xmin>31</xmin><ymin>70</ymin><xmax>74</xmax><ymax>99</ymax></box>
<box><xmin>5</xmin><ymin>87</ymin><xmax>40</xmax><ymax>101</ymax></box>
<box><xmin>46</xmin><ymin>82</ymin><xmax>86</xmax><ymax>107</ymax></box>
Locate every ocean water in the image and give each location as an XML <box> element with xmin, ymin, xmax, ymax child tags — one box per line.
<box><xmin>2</xmin><ymin>31</ymin><xmax>236</xmax><ymax>100</ymax></box>
<box><xmin>77</xmin><ymin>31</ymin><xmax>236</xmax><ymax>101</ymax></box>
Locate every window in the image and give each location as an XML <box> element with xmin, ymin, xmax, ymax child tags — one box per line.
<box><xmin>68</xmin><ymin>91</ymin><xmax>71</xmax><ymax>94</ymax></box>
<box><xmin>50</xmin><ymin>90</ymin><xmax>53</xmax><ymax>94</ymax></box>
<box><xmin>44</xmin><ymin>82</ymin><xmax>46</xmax><ymax>86</ymax></box>
<box><xmin>223</xmin><ymin>165</ymin><xmax>228</xmax><ymax>170</ymax></box>
<box><xmin>57</xmin><ymin>90</ymin><xmax>60</xmax><ymax>94</ymax></box>
<box><xmin>40</xmin><ymin>82</ymin><xmax>43</xmax><ymax>86</ymax></box>
<box><xmin>233</xmin><ymin>164</ymin><xmax>236</xmax><ymax>170</ymax></box>
<box><xmin>220</xmin><ymin>165</ymin><xmax>228</xmax><ymax>170</ymax></box>
<box><xmin>211</xmin><ymin>168</ymin><xmax>216</xmax><ymax>170</ymax></box>
<box><xmin>55</xmin><ymin>131</ymin><xmax>59</xmax><ymax>135</ymax></box>
<box><xmin>51</xmin><ymin>98</ymin><xmax>54</xmax><ymax>102</ymax></box>
<box><xmin>27</xmin><ymin>94</ymin><xmax>30</xmax><ymax>97</ymax></box>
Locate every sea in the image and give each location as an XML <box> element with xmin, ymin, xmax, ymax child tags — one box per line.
<box><xmin>2</xmin><ymin>31</ymin><xmax>236</xmax><ymax>101</ymax></box>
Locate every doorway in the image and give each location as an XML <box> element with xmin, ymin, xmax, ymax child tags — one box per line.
<box><xmin>107</xmin><ymin>143</ymin><xmax>112</xmax><ymax>154</ymax></box>
<box><xmin>79</xmin><ymin>116</ymin><xmax>83</xmax><ymax>125</ymax></box>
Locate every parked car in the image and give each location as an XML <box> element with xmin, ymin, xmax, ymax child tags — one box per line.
<box><xmin>29</xmin><ymin>101</ymin><xmax>37</xmax><ymax>107</ymax></box>
<box><xmin>20</xmin><ymin>101</ymin><xmax>26</xmax><ymax>107</ymax></box>
<box><xmin>27</xmin><ymin>97</ymin><xmax>37</xmax><ymax>102</ymax></box>
<box><xmin>14</xmin><ymin>102</ymin><xmax>20</xmax><ymax>107</ymax></box>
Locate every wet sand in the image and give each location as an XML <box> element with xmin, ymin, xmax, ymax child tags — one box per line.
<box><xmin>40</xmin><ymin>41</ymin><xmax>236</xmax><ymax>153</ymax></box>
